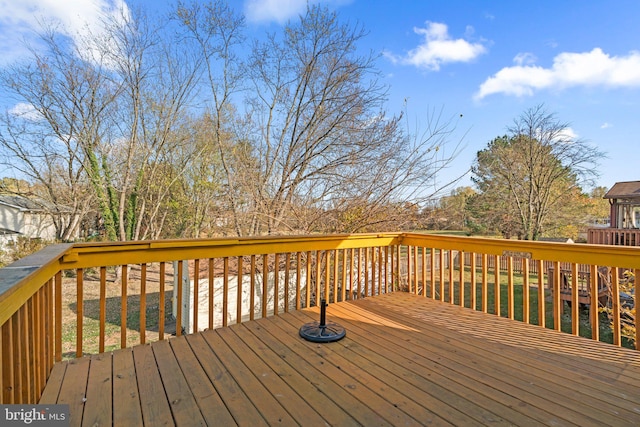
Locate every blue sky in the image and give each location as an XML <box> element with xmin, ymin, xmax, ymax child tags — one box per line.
<box><xmin>1</xmin><ymin>0</ymin><xmax>639</xmax><ymax>194</ymax></box>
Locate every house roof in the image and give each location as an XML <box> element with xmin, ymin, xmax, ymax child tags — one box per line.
<box><xmin>604</xmin><ymin>181</ymin><xmax>640</xmax><ymax>199</ymax></box>
<box><xmin>0</xmin><ymin>195</ymin><xmax>61</xmax><ymax>212</ymax></box>
<box><xmin>0</xmin><ymin>227</ymin><xmax>20</xmax><ymax>235</ymax></box>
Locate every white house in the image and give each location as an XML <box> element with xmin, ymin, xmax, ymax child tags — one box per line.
<box><xmin>0</xmin><ymin>195</ymin><xmax>59</xmax><ymax>245</ymax></box>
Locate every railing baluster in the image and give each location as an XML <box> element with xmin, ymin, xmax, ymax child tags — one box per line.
<box><xmin>367</xmin><ymin>248</ymin><xmax>372</xmax><ymax>298</ymax></box>
<box><xmin>296</xmin><ymin>252</ymin><xmax>302</xmax><ymax>310</ymax></box>
<box><xmin>140</xmin><ymin>263</ymin><xmax>147</xmax><ymax>344</ymax></box>
<box><xmin>611</xmin><ymin>267</ymin><xmax>621</xmax><ymax>346</ymax></box>
<box><xmin>636</xmin><ymin>268</ymin><xmax>640</xmax><ymax>350</ymax></box>
<box><xmin>77</xmin><ymin>268</ymin><xmax>84</xmax><ymax>357</ymax></box>
<box><xmin>46</xmin><ymin>278</ymin><xmax>53</xmax><ymax>372</ymax></box>
<box><xmin>333</xmin><ymin>250</ymin><xmax>339</xmax><ymax>301</ymax></box>
<box><xmin>420</xmin><ymin>247</ymin><xmax>427</xmax><ymax>298</ymax></box>
<box><xmin>262</xmin><ymin>254</ymin><xmax>268</xmax><ymax>316</ymax></box>
<box><xmin>507</xmin><ymin>257</ymin><xmax>514</xmax><ymax>320</ymax></box>
<box><xmin>193</xmin><ymin>259</ymin><xmax>199</xmax><ymax>332</ymax></box>
<box><xmin>523</xmin><ymin>259</ymin><xmax>530</xmax><ymax>324</ymax></box>
<box><xmin>315</xmin><ymin>251</ymin><xmax>321</xmax><ymax>306</ymax></box>
<box><xmin>429</xmin><ymin>248</ymin><xmax>435</xmax><ymax>299</ymax></box>
<box><xmin>377</xmin><ymin>247</ymin><xmax>383</xmax><ymax>296</ymax></box>
<box><xmin>405</xmin><ymin>246</ymin><xmax>411</xmax><ymax>294</ymax></box>
<box><xmin>324</xmin><ymin>251</ymin><xmax>330</xmax><ymax>302</ymax></box>
<box><xmin>25</xmin><ymin>301</ymin><xmax>34</xmax><ymax>402</ymax></box>
<box><xmin>209</xmin><ymin>258</ymin><xmax>215</xmax><ymax>328</ymax></box>
<box><xmin>176</xmin><ymin>261</ymin><xmax>183</xmax><ymax>335</ymax></box>
<box><xmin>571</xmin><ymin>263</ymin><xmax>579</xmax><ymax>335</ymax></box>
<box><xmin>537</xmin><ymin>259</ymin><xmax>545</xmax><ymax>328</ymax></box>
<box><xmin>481</xmin><ymin>253</ymin><xmax>488</xmax><ymax>312</ymax></box>
<box><xmin>2</xmin><ymin>318</ymin><xmax>14</xmax><ymax>403</ymax></box>
<box><xmin>448</xmin><ymin>251</ymin><xmax>454</xmax><ymax>304</ymax></box>
<box><xmin>305</xmin><ymin>252</ymin><xmax>311</xmax><ymax>307</ymax></box>
<box><xmin>470</xmin><ymin>253</ymin><xmax>477</xmax><ymax>310</ymax></box>
<box><xmin>250</xmin><ymin>255</ymin><xmax>256</xmax><ymax>319</ymax></box>
<box><xmin>349</xmin><ymin>248</ymin><xmax>355</xmax><ymax>299</ymax></box>
<box><xmin>363</xmin><ymin>248</ymin><xmax>369</xmax><ymax>298</ymax></box>
<box><xmin>32</xmin><ymin>289</ymin><xmax>41</xmax><ymax>400</ymax></box>
<box><xmin>494</xmin><ymin>255</ymin><xmax>501</xmax><ymax>316</ymax></box>
<box><xmin>12</xmin><ymin>311</ymin><xmax>21</xmax><ymax>403</ymax></box>
<box><xmin>0</xmin><ymin>321</ymin><xmax>3</xmax><ymax>403</ymax></box>
<box><xmin>357</xmin><ymin>248</ymin><xmax>362</xmax><ymax>299</ymax></box>
<box><xmin>274</xmin><ymin>253</ymin><xmax>280</xmax><ymax>316</ymax></box>
<box><xmin>552</xmin><ymin>261</ymin><xmax>561</xmax><ymax>331</ymax></box>
<box><xmin>159</xmin><ymin>262</ymin><xmax>165</xmax><ymax>340</ymax></box>
<box><xmin>284</xmin><ymin>253</ymin><xmax>291</xmax><ymax>311</ymax></box>
<box><xmin>341</xmin><ymin>249</ymin><xmax>347</xmax><ymax>301</ymax></box>
<box><xmin>223</xmin><ymin>257</ymin><xmax>230</xmax><ymax>326</ymax></box>
<box><xmin>121</xmin><ymin>265</ymin><xmax>128</xmax><ymax>345</ymax></box>
<box><xmin>458</xmin><ymin>251</ymin><xmax>465</xmax><ymax>307</ymax></box>
<box><xmin>0</xmin><ymin>319</ymin><xmax>6</xmax><ymax>403</ymax></box>
<box><xmin>237</xmin><ymin>256</ymin><xmax>243</xmax><ymax>323</ymax></box>
<box><xmin>384</xmin><ymin>247</ymin><xmax>390</xmax><ymax>294</ymax></box>
<box><xmin>439</xmin><ymin>250</ymin><xmax>446</xmax><ymax>303</ymax></box>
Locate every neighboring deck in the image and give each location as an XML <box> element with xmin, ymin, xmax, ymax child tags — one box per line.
<box><xmin>40</xmin><ymin>292</ymin><xmax>640</xmax><ymax>426</ymax></box>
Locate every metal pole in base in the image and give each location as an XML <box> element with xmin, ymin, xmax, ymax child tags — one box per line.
<box><xmin>299</xmin><ymin>299</ymin><xmax>346</xmax><ymax>343</ymax></box>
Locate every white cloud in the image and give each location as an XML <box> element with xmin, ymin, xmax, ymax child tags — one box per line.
<box><xmin>513</xmin><ymin>52</ymin><xmax>537</xmax><ymax>66</ymax></box>
<box><xmin>476</xmin><ymin>48</ymin><xmax>640</xmax><ymax>100</ymax></box>
<box><xmin>600</xmin><ymin>122</ymin><xmax>612</xmax><ymax>129</ymax></box>
<box><xmin>557</xmin><ymin>127</ymin><xmax>578</xmax><ymax>141</ymax></box>
<box><xmin>244</xmin><ymin>0</ymin><xmax>352</xmax><ymax>24</ymax></box>
<box><xmin>244</xmin><ymin>0</ymin><xmax>307</xmax><ymax>24</ymax></box>
<box><xmin>388</xmin><ymin>22</ymin><xmax>487</xmax><ymax>71</ymax></box>
<box><xmin>9</xmin><ymin>103</ymin><xmax>41</xmax><ymax>121</ymax></box>
<box><xmin>0</xmin><ymin>0</ymin><xmax>129</xmax><ymax>65</ymax></box>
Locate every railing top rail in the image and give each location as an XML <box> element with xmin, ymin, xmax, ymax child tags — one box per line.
<box><xmin>59</xmin><ymin>233</ymin><xmax>403</xmax><ymax>267</ymax></box>
<box><xmin>0</xmin><ymin>243</ymin><xmax>72</xmax><ymax>325</ymax></box>
<box><xmin>3</xmin><ymin>231</ymin><xmax>640</xmax><ymax>326</ymax></box>
<box><xmin>0</xmin><ymin>233</ymin><xmax>402</xmax><ymax>325</ymax></box>
<box><xmin>401</xmin><ymin>232</ymin><xmax>640</xmax><ymax>269</ymax></box>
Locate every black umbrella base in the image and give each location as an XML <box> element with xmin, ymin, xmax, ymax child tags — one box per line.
<box><xmin>299</xmin><ymin>321</ymin><xmax>346</xmax><ymax>343</ymax></box>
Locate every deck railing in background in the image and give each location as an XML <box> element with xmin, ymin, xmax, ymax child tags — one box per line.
<box><xmin>1</xmin><ymin>232</ymin><xmax>640</xmax><ymax>404</ymax></box>
<box><xmin>588</xmin><ymin>227</ymin><xmax>640</xmax><ymax>246</ymax></box>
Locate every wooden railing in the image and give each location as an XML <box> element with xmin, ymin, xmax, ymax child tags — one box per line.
<box><xmin>588</xmin><ymin>227</ymin><xmax>640</xmax><ymax>246</ymax></box>
<box><xmin>400</xmin><ymin>232</ymin><xmax>639</xmax><ymax>348</ymax></box>
<box><xmin>0</xmin><ymin>234</ymin><xmax>401</xmax><ymax>404</ymax></box>
<box><xmin>1</xmin><ymin>232</ymin><xmax>640</xmax><ymax>404</ymax></box>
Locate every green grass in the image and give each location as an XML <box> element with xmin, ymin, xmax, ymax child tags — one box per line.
<box><xmin>63</xmin><ymin>289</ymin><xmax>175</xmax><ymax>359</ymax></box>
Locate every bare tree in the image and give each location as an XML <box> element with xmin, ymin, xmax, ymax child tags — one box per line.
<box><xmin>237</xmin><ymin>5</ymin><xmax>460</xmax><ymax>235</ymax></box>
<box><xmin>0</xmin><ymin>24</ymin><xmax>116</xmax><ymax>240</ymax></box>
<box><xmin>0</xmin><ymin>2</ymin><xmax>462</xmax><ymax>241</ymax></box>
<box><xmin>471</xmin><ymin>105</ymin><xmax>604</xmax><ymax>240</ymax></box>
<box><xmin>173</xmin><ymin>0</ymin><xmax>247</xmax><ymax>236</ymax></box>
<box><xmin>0</xmin><ymin>8</ymin><xmax>204</xmax><ymax>241</ymax></box>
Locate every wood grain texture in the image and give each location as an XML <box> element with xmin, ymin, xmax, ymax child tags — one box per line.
<box><xmin>40</xmin><ymin>292</ymin><xmax>640</xmax><ymax>426</ymax></box>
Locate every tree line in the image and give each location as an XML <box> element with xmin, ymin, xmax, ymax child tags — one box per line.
<box><xmin>0</xmin><ymin>2</ymin><xmax>460</xmax><ymax>241</ymax></box>
<box><xmin>0</xmin><ymin>2</ymin><xmax>603</xmax><ymax>243</ymax></box>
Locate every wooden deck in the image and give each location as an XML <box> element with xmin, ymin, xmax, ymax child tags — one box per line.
<box><xmin>40</xmin><ymin>292</ymin><xmax>640</xmax><ymax>426</ymax></box>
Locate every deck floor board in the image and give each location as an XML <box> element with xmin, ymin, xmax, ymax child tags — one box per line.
<box><xmin>40</xmin><ymin>293</ymin><xmax>640</xmax><ymax>426</ymax></box>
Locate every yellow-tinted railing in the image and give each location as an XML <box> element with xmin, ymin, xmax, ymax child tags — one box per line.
<box><xmin>0</xmin><ymin>234</ymin><xmax>402</xmax><ymax>404</ymax></box>
<box><xmin>1</xmin><ymin>232</ymin><xmax>640</xmax><ymax>404</ymax></box>
<box><xmin>400</xmin><ymin>232</ymin><xmax>640</xmax><ymax>350</ymax></box>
